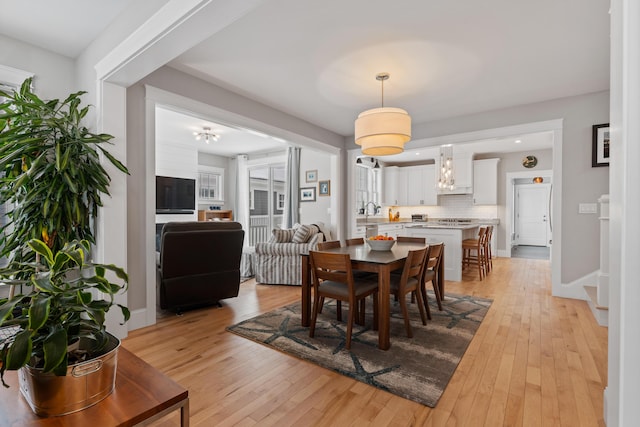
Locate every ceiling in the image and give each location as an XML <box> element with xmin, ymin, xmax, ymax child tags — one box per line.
<box><xmin>155</xmin><ymin>107</ymin><xmax>285</xmax><ymax>157</ymax></box>
<box><xmin>0</xmin><ymin>0</ymin><xmax>609</xmax><ymax>159</ymax></box>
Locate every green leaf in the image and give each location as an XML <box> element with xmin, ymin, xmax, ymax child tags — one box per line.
<box><xmin>117</xmin><ymin>304</ymin><xmax>131</xmax><ymax>323</ymax></box>
<box><xmin>42</xmin><ymin>328</ymin><xmax>67</xmax><ymax>373</ymax></box>
<box><xmin>5</xmin><ymin>329</ymin><xmax>32</xmax><ymax>370</ymax></box>
<box><xmin>32</xmin><ymin>274</ymin><xmax>58</xmax><ymax>293</ymax></box>
<box><xmin>27</xmin><ymin>239</ymin><xmax>54</xmax><ymax>265</ymax></box>
<box><xmin>28</xmin><ymin>294</ymin><xmax>51</xmax><ymax>331</ymax></box>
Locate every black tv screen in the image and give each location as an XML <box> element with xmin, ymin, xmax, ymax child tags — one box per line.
<box><xmin>156</xmin><ymin>176</ymin><xmax>196</xmax><ymax>212</ymax></box>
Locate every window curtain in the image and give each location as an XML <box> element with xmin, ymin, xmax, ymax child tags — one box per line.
<box><xmin>283</xmin><ymin>146</ymin><xmax>300</xmax><ymax>228</ymax></box>
<box><xmin>235</xmin><ymin>154</ymin><xmax>250</xmax><ymax>248</ymax></box>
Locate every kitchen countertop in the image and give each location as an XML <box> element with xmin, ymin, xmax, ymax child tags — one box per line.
<box><xmin>404</xmin><ymin>223</ymin><xmax>480</xmax><ymax>230</ymax></box>
<box><xmin>356</xmin><ymin>218</ymin><xmax>499</xmax><ymax>227</ymax></box>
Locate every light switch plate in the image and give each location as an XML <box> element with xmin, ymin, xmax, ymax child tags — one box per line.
<box><xmin>578</xmin><ymin>203</ymin><xmax>598</xmax><ymax>214</ymax></box>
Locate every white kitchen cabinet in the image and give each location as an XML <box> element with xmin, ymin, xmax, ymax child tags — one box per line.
<box><xmin>378</xmin><ymin>223</ymin><xmax>404</xmax><ymax>239</ymax></box>
<box><xmin>406</xmin><ymin>226</ymin><xmax>478</xmax><ymax>281</ymax></box>
<box><xmin>383</xmin><ymin>166</ymin><xmax>398</xmax><ymax>205</ymax></box>
<box><xmin>422</xmin><ymin>164</ymin><xmax>437</xmax><ymax>205</ymax></box>
<box><xmin>473</xmin><ymin>158</ymin><xmax>500</xmax><ymax>205</ymax></box>
<box><xmin>353</xmin><ymin>226</ymin><xmax>367</xmax><ymax>239</ymax></box>
<box><xmin>395</xmin><ymin>167</ymin><xmax>408</xmax><ymax>205</ymax></box>
<box><xmin>437</xmin><ymin>150</ymin><xmax>473</xmax><ymax>195</ymax></box>
<box><xmin>402</xmin><ymin>165</ymin><xmax>437</xmax><ymax>206</ymax></box>
<box><xmin>406</xmin><ymin>166</ymin><xmax>423</xmax><ymax>205</ymax></box>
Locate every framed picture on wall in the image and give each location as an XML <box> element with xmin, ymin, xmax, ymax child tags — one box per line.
<box><xmin>300</xmin><ymin>187</ymin><xmax>316</xmax><ymax>202</ymax></box>
<box><xmin>592</xmin><ymin>123</ymin><xmax>610</xmax><ymax>167</ymax></box>
<box><xmin>305</xmin><ymin>170</ymin><xmax>317</xmax><ymax>182</ymax></box>
<box><xmin>318</xmin><ymin>180</ymin><xmax>330</xmax><ymax>196</ymax></box>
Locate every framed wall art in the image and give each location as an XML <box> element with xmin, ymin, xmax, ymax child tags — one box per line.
<box><xmin>305</xmin><ymin>170</ymin><xmax>317</xmax><ymax>182</ymax></box>
<box><xmin>592</xmin><ymin>123</ymin><xmax>610</xmax><ymax>167</ymax></box>
<box><xmin>300</xmin><ymin>187</ymin><xmax>316</xmax><ymax>202</ymax></box>
<box><xmin>318</xmin><ymin>180</ymin><xmax>330</xmax><ymax>196</ymax></box>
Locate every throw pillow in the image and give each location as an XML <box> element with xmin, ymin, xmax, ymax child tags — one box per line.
<box><xmin>270</xmin><ymin>228</ymin><xmax>295</xmax><ymax>243</ymax></box>
<box><xmin>292</xmin><ymin>224</ymin><xmax>313</xmax><ymax>243</ymax></box>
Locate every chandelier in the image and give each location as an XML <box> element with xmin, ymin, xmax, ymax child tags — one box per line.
<box><xmin>194</xmin><ymin>127</ymin><xmax>219</xmax><ymax>143</ymax></box>
<box><xmin>438</xmin><ymin>145</ymin><xmax>455</xmax><ymax>190</ymax></box>
<box><xmin>354</xmin><ymin>73</ymin><xmax>411</xmax><ymax>156</ymax></box>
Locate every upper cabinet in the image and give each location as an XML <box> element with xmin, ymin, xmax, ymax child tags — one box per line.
<box><xmin>472</xmin><ymin>158</ymin><xmax>500</xmax><ymax>205</ymax></box>
<box><xmin>384</xmin><ymin>164</ymin><xmax>436</xmax><ymax>206</ymax></box>
<box><xmin>437</xmin><ymin>150</ymin><xmax>473</xmax><ymax>195</ymax></box>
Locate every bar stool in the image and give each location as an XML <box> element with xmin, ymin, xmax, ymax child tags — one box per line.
<box><xmin>484</xmin><ymin>225</ymin><xmax>494</xmax><ymax>272</ymax></box>
<box><xmin>462</xmin><ymin>227</ymin><xmax>488</xmax><ymax>280</ymax></box>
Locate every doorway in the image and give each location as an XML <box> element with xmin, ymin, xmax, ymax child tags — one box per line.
<box><xmin>511</xmin><ymin>178</ymin><xmax>552</xmax><ymax>260</ymax></box>
<box><xmin>248</xmin><ymin>164</ymin><xmax>286</xmax><ymax>246</ymax></box>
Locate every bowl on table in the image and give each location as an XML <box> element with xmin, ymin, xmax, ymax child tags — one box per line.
<box><xmin>365</xmin><ymin>238</ymin><xmax>396</xmax><ymax>251</ymax></box>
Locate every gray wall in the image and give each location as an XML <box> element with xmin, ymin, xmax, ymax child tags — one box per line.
<box><xmin>494</xmin><ymin>148</ymin><xmax>553</xmax><ymax>251</ymax></box>
<box><xmin>300</xmin><ymin>148</ymin><xmax>333</xmax><ymax>231</ymax></box>
<box><xmin>0</xmin><ymin>35</ymin><xmax>75</xmax><ymax>100</ymax></box>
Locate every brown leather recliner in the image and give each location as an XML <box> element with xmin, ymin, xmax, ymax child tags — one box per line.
<box><xmin>157</xmin><ymin>221</ymin><xmax>245</xmax><ymax>313</ymax></box>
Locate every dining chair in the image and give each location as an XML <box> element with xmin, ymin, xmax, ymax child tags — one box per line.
<box><xmin>396</xmin><ymin>236</ymin><xmax>426</xmax><ymax>244</ymax></box>
<box><xmin>317</xmin><ymin>240</ymin><xmax>341</xmax><ymax>250</ymax></box>
<box><xmin>315</xmin><ymin>240</ymin><xmax>343</xmax><ymax>315</ymax></box>
<box><xmin>462</xmin><ymin>227</ymin><xmax>488</xmax><ymax>280</ymax></box>
<box><xmin>389</xmin><ymin>247</ymin><xmax>428</xmax><ymax>338</ymax></box>
<box><xmin>309</xmin><ymin>251</ymin><xmax>379</xmax><ymax>349</ymax></box>
<box><xmin>422</xmin><ymin>242</ymin><xmax>444</xmax><ymax>312</ymax></box>
<box><xmin>346</xmin><ymin>237</ymin><xmax>365</xmax><ymax>246</ymax></box>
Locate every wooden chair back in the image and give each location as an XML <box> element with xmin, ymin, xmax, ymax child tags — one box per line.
<box><xmin>309</xmin><ymin>251</ymin><xmax>353</xmax><ymax>288</ymax></box>
<box><xmin>396</xmin><ymin>236</ymin><xmax>426</xmax><ymax>244</ymax></box>
<box><xmin>426</xmin><ymin>242</ymin><xmax>444</xmax><ymax>270</ymax></box>
<box><xmin>317</xmin><ymin>240</ymin><xmax>341</xmax><ymax>250</ymax></box>
<box><xmin>345</xmin><ymin>237</ymin><xmax>365</xmax><ymax>246</ymax></box>
<box><xmin>397</xmin><ymin>247</ymin><xmax>428</xmax><ymax>294</ymax></box>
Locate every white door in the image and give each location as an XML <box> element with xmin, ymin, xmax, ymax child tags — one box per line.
<box><xmin>516</xmin><ymin>184</ymin><xmax>550</xmax><ymax>246</ymax></box>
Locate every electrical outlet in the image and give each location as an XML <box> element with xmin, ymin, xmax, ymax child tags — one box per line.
<box><xmin>578</xmin><ymin>203</ymin><xmax>598</xmax><ymax>214</ymax></box>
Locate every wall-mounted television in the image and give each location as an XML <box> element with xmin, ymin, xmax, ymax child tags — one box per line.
<box><xmin>156</xmin><ymin>176</ymin><xmax>196</xmax><ymax>213</ymax></box>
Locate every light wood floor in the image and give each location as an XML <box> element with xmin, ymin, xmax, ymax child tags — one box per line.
<box><xmin>123</xmin><ymin>257</ymin><xmax>608</xmax><ymax>426</ymax></box>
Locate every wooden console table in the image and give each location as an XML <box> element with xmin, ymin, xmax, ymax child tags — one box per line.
<box><xmin>198</xmin><ymin>209</ymin><xmax>233</xmax><ymax>221</ymax></box>
<box><xmin>0</xmin><ymin>347</ymin><xmax>189</xmax><ymax>426</ymax></box>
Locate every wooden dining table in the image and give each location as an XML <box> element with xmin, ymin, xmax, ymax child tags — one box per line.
<box><xmin>300</xmin><ymin>241</ymin><xmax>445</xmax><ymax>350</ymax></box>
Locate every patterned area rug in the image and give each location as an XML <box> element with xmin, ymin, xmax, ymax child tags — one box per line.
<box><xmin>227</xmin><ymin>292</ymin><xmax>492</xmax><ymax>407</ymax></box>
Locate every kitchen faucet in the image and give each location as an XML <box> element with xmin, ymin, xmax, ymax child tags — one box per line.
<box><xmin>364</xmin><ymin>201</ymin><xmax>380</xmax><ymax>222</ymax></box>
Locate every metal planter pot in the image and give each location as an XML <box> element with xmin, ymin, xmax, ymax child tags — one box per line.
<box><xmin>18</xmin><ymin>333</ymin><xmax>120</xmax><ymax>417</ymax></box>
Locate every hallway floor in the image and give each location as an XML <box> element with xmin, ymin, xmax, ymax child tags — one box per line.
<box><xmin>511</xmin><ymin>245</ymin><xmax>550</xmax><ymax>260</ymax></box>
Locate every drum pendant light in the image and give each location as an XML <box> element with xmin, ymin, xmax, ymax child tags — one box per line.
<box><xmin>354</xmin><ymin>73</ymin><xmax>411</xmax><ymax>156</ymax></box>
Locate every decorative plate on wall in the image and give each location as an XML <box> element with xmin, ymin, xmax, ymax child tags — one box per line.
<box><xmin>522</xmin><ymin>155</ymin><xmax>538</xmax><ymax>168</ymax></box>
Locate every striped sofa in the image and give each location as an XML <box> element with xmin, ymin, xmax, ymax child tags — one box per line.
<box><xmin>254</xmin><ymin>224</ymin><xmax>322</xmax><ymax>285</ymax></box>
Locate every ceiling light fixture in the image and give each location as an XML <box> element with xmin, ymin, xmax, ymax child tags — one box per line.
<box><xmin>354</xmin><ymin>72</ymin><xmax>411</xmax><ymax>156</ymax></box>
<box><xmin>194</xmin><ymin>127</ymin><xmax>219</xmax><ymax>144</ymax></box>
<box><xmin>533</xmin><ymin>176</ymin><xmax>544</xmax><ymax>183</ymax></box>
<box><xmin>438</xmin><ymin>145</ymin><xmax>455</xmax><ymax>190</ymax></box>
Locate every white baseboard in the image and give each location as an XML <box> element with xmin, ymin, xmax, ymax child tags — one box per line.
<box><xmin>552</xmin><ymin>270</ymin><xmax>599</xmax><ymax>300</ymax></box>
<box><xmin>128</xmin><ymin>307</ymin><xmax>152</xmax><ymax>331</ymax></box>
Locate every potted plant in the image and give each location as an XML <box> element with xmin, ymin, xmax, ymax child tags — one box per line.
<box><xmin>0</xmin><ymin>78</ymin><xmax>130</xmax><ymax>415</ymax></box>
<box><xmin>0</xmin><ymin>238</ymin><xmax>129</xmax><ymax>415</ymax></box>
<box><xmin>0</xmin><ymin>77</ymin><xmax>128</xmax><ymax>263</ymax></box>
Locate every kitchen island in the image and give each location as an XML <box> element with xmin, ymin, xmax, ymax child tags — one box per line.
<box><xmin>405</xmin><ymin>223</ymin><xmax>479</xmax><ymax>281</ymax></box>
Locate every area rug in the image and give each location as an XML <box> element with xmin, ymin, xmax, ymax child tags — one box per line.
<box><xmin>226</xmin><ymin>292</ymin><xmax>492</xmax><ymax>407</ymax></box>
